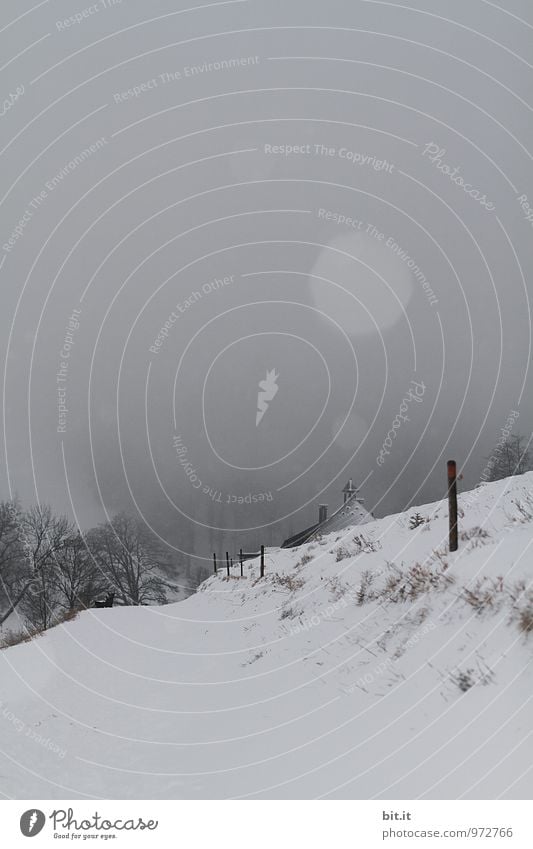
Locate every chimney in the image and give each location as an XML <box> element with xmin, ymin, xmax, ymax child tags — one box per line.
<box><xmin>318</xmin><ymin>504</ymin><xmax>328</xmax><ymax>524</ymax></box>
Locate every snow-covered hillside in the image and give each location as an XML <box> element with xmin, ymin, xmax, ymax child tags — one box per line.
<box><xmin>1</xmin><ymin>474</ymin><xmax>532</xmax><ymax>799</ymax></box>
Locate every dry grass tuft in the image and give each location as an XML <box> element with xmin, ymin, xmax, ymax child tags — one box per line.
<box><xmin>0</xmin><ymin>625</ymin><xmax>43</xmax><ymax>649</ymax></box>
<box><xmin>450</xmin><ymin>662</ymin><xmax>494</xmax><ymax>693</ymax></box>
<box><xmin>296</xmin><ymin>552</ymin><xmax>313</xmax><ymax>567</ymax></box>
<box><xmin>381</xmin><ymin>563</ymin><xmax>455</xmax><ymax>603</ymax></box>
<box><xmin>461</xmin><ymin>577</ymin><xmax>505</xmax><ymax>613</ymax></box>
<box><xmin>271</xmin><ymin>573</ymin><xmax>305</xmax><ymax>592</ymax></box>
<box><xmin>335</xmin><ymin>534</ymin><xmax>380</xmax><ymax>561</ymax></box>
<box><xmin>514</xmin><ymin>589</ymin><xmax>533</xmax><ymax>636</ymax></box>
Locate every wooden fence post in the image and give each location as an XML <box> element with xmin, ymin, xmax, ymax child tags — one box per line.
<box><xmin>240</xmin><ymin>548</ymin><xmax>243</xmax><ymax>577</ymax></box>
<box><xmin>213</xmin><ymin>553</ymin><xmax>217</xmax><ymax>575</ymax></box>
<box><xmin>260</xmin><ymin>545</ymin><xmax>265</xmax><ymax>578</ymax></box>
<box><xmin>447</xmin><ymin>460</ymin><xmax>458</xmax><ymax>552</ymax></box>
<box><xmin>226</xmin><ymin>551</ymin><xmax>230</xmax><ymax>577</ymax></box>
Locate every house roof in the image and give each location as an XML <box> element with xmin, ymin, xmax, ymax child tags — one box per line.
<box><xmin>307</xmin><ymin>491</ymin><xmax>372</xmax><ymax>541</ymax></box>
<box><xmin>280</xmin><ymin>523</ymin><xmax>321</xmax><ymax>549</ymax></box>
<box><xmin>281</xmin><ymin>490</ymin><xmax>372</xmax><ymax>548</ymax></box>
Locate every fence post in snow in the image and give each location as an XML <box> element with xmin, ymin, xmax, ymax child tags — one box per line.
<box><xmin>447</xmin><ymin>460</ymin><xmax>459</xmax><ymax>552</ymax></box>
<box><xmin>213</xmin><ymin>553</ymin><xmax>217</xmax><ymax>575</ymax></box>
<box><xmin>226</xmin><ymin>551</ymin><xmax>230</xmax><ymax>577</ymax></box>
<box><xmin>260</xmin><ymin>545</ymin><xmax>265</xmax><ymax>578</ymax></box>
<box><xmin>240</xmin><ymin>548</ymin><xmax>244</xmax><ymax>577</ymax></box>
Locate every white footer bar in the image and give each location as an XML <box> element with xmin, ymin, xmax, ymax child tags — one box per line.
<box><xmin>1</xmin><ymin>800</ymin><xmax>531</xmax><ymax>847</ymax></box>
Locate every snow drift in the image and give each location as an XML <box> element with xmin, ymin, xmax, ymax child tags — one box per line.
<box><xmin>1</xmin><ymin>473</ymin><xmax>532</xmax><ymax>799</ymax></box>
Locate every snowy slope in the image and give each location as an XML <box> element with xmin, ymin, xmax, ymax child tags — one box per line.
<box><xmin>1</xmin><ymin>474</ymin><xmax>532</xmax><ymax>799</ymax></box>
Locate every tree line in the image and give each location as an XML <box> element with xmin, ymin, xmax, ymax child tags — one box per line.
<box><xmin>0</xmin><ymin>502</ymin><xmax>173</xmax><ymax>633</ymax></box>
<box><xmin>484</xmin><ymin>433</ymin><xmax>532</xmax><ymax>482</ymax></box>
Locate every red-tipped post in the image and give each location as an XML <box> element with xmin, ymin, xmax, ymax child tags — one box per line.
<box><xmin>447</xmin><ymin>460</ymin><xmax>458</xmax><ymax>552</ymax></box>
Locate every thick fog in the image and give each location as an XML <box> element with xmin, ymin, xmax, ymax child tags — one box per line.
<box><xmin>1</xmin><ymin>0</ymin><xmax>532</xmax><ymax>573</ymax></box>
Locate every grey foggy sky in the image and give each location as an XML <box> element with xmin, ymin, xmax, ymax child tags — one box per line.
<box><xmin>1</xmin><ymin>0</ymin><xmax>532</xmax><ymax>565</ymax></box>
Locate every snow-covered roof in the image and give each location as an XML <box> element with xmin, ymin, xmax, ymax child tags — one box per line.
<box><xmin>282</xmin><ymin>490</ymin><xmax>372</xmax><ymax>547</ymax></box>
<box><xmin>308</xmin><ymin>491</ymin><xmax>373</xmax><ymax>539</ymax></box>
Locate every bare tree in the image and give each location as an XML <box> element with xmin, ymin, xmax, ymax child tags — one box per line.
<box><xmin>0</xmin><ymin>500</ymin><xmax>28</xmax><ymax>626</ymax></box>
<box><xmin>18</xmin><ymin>505</ymin><xmax>74</xmax><ymax>630</ymax></box>
<box><xmin>54</xmin><ymin>532</ymin><xmax>107</xmax><ymax>612</ymax></box>
<box><xmin>3</xmin><ymin>503</ymin><xmax>170</xmax><ymax>629</ymax></box>
<box><xmin>87</xmin><ymin>513</ymin><xmax>169</xmax><ymax>606</ymax></box>
<box><xmin>486</xmin><ymin>433</ymin><xmax>533</xmax><ymax>482</ymax></box>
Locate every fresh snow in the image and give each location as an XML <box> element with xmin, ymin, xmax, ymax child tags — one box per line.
<box><xmin>1</xmin><ymin>473</ymin><xmax>532</xmax><ymax>799</ymax></box>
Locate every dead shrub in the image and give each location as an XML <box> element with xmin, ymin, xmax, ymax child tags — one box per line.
<box><xmin>381</xmin><ymin>562</ymin><xmax>455</xmax><ymax>603</ymax></box>
<box><xmin>356</xmin><ymin>570</ymin><xmax>377</xmax><ymax>605</ymax></box>
<box><xmin>460</xmin><ymin>526</ymin><xmax>490</xmax><ymax>542</ymax></box>
<box><xmin>335</xmin><ymin>534</ymin><xmax>380</xmax><ymax>561</ymax></box>
<box><xmin>428</xmin><ymin>547</ymin><xmax>449</xmax><ymax>569</ymax></box>
<box><xmin>450</xmin><ymin>662</ymin><xmax>494</xmax><ymax>693</ymax></box>
<box><xmin>0</xmin><ymin>625</ymin><xmax>43</xmax><ymax>649</ymax></box>
<box><xmin>296</xmin><ymin>552</ymin><xmax>313</xmax><ymax>567</ymax></box>
<box><xmin>328</xmin><ymin>577</ymin><xmax>348</xmax><ymax>602</ymax></box>
<box><xmin>451</xmin><ymin>669</ymin><xmax>476</xmax><ymax>693</ymax></box>
<box><xmin>507</xmin><ymin>579</ymin><xmax>526</xmax><ymax>604</ymax></box>
<box><xmin>271</xmin><ymin>573</ymin><xmax>305</xmax><ymax>592</ymax></box>
<box><xmin>513</xmin><ymin>589</ymin><xmax>533</xmax><ymax>636</ymax></box>
<box><xmin>280</xmin><ymin>605</ymin><xmax>302</xmax><ymax>621</ymax></box>
<box><xmin>513</xmin><ymin>497</ymin><xmax>533</xmax><ymax>523</ymax></box>
<box><xmin>461</xmin><ymin>577</ymin><xmax>505</xmax><ymax>613</ymax></box>
<box><xmin>517</xmin><ymin>604</ymin><xmax>533</xmax><ymax>635</ymax></box>
<box><xmin>353</xmin><ymin>534</ymin><xmax>380</xmax><ymax>553</ymax></box>
<box><xmin>56</xmin><ymin>607</ymin><xmax>82</xmax><ymax>625</ymax></box>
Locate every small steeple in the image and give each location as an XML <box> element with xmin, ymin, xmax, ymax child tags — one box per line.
<box><xmin>342</xmin><ymin>478</ymin><xmax>363</xmax><ymax>504</ymax></box>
